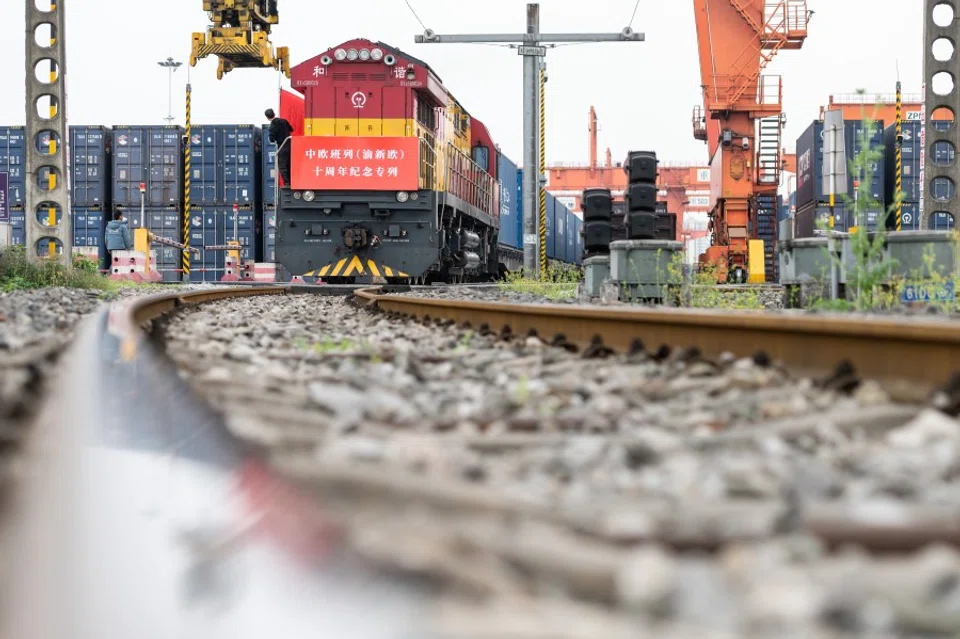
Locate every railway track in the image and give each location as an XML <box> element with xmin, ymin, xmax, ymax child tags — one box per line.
<box><xmin>7</xmin><ymin>283</ymin><xmax>960</xmax><ymax>637</ymax></box>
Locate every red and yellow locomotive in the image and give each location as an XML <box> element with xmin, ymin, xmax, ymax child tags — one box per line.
<box><xmin>275</xmin><ymin>38</ymin><xmax>503</xmax><ymax>282</ymax></box>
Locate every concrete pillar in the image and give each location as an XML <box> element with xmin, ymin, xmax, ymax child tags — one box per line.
<box><xmin>923</xmin><ymin>0</ymin><xmax>960</xmax><ymax>228</ymax></box>
<box><xmin>25</xmin><ymin>0</ymin><xmax>71</xmax><ymax>264</ymax></box>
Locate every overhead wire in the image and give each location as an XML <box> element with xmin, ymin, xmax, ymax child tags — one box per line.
<box><xmin>628</xmin><ymin>0</ymin><xmax>642</xmax><ymax>28</ymax></box>
<box><xmin>403</xmin><ymin>0</ymin><xmax>427</xmax><ymax>30</ymax></box>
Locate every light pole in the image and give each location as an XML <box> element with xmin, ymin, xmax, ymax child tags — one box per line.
<box><xmin>157</xmin><ymin>57</ymin><xmax>183</xmax><ymax>125</ymax></box>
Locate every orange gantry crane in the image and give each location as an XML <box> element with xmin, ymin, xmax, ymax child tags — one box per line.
<box><xmin>691</xmin><ymin>0</ymin><xmax>811</xmax><ymax>282</ymax></box>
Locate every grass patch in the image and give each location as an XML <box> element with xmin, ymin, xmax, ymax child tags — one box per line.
<box><xmin>664</xmin><ymin>254</ymin><xmax>766</xmax><ymax>310</ymax></box>
<box><xmin>499</xmin><ymin>261</ymin><xmax>580</xmax><ymax>301</ymax></box>
<box><xmin>0</xmin><ymin>246</ymin><xmax>114</xmax><ymax>293</ymax></box>
<box><xmin>0</xmin><ymin>246</ymin><xmax>177</xmax><ymax>299</ymax></box>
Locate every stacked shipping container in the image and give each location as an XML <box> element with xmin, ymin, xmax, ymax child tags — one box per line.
<box><xmin>0</xmin><ymin>127</ymin><xmax>26</xmax><ymax>246</ymax></box>
<box><xmin>883</xmin><ymin>120</ymin><xmax>957</xmax><ymax>231</ymax></box>
<box><xmin>69</xmin><ymin>126</ymin><xmax>110</xmax><ymax>263</ymax></box>
<box><xmin>112</xmin><ymin>125</ymin><xmax>184</xmax><ymax>281</ymax></box>
<box><xmin>795</xmin><ymin>119</ymin><xmax>886</xmax><ymax>237</ymax></box>
<box><xmin>188</xmin><ymin>125</ymin><xmax>261</xmax><ymax>281</ymax></box>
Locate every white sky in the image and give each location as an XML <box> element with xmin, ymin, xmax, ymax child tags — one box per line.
<box><xmin>1</xmin><ymin>1</ymin><xmax>924</xmax><ymax>167</ymax></box>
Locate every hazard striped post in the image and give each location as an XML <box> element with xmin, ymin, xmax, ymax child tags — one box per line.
<box><xmin>182</xmin><ymin>79</ymin><xmax>192</xmax><ymax>281</ymax></box>
<box><xmin>895</xmin><ymin>80</ymin><xmax>903</xmax><ymax>231</ymax></box>
<box><xmin>538</xmin><ymin>63</ymin><xmax>547</xmax><ymax>278</ymax></box>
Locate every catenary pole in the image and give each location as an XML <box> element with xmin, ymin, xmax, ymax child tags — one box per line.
<box><xmin>415</xmin><ymin>3</ymin><xmax>643</xmax><ymax>277</ymax></box>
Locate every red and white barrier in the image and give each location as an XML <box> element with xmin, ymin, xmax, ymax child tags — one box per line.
<box><xmin>220</xmin><ymin>253</ymin><xmax>241</xmax><ymax>282</ymax></box>
<box><xmin>252</xmin><ymin>262</ymin><xmax>278</xmax><ymax>282</ymax></box>
<box><xmin>109</xmin><ymin>250</ymin><xmax>162</xmax><ymax>282</ymax></box>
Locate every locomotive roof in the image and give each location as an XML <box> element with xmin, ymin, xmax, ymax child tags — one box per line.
<box><xmin>374</xmin><ymin>40</ymin><xmax>444</xmax><ymax>86</ymax></box>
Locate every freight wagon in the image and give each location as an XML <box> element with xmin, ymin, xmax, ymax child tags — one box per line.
<box><xmin>494</xmin><ymin>152</ymin><xmax>583</xmax><ymax>273</ymax></box>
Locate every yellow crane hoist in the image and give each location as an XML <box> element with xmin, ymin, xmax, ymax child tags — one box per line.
<box><xmin>190</xmin><ymin>0</ymin><xmax>290</xmax><ymax>80</ymax></box>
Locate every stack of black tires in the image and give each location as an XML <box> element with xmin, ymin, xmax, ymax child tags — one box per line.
<box><xmin>581</xmin><ymin>187</ymin><xmax>613</xmax><ymax>258</ymax></box>
<box><xmin>624</xmin><ymin>151</ymin><xmax>659</xmax><ymax>239</ymax></box>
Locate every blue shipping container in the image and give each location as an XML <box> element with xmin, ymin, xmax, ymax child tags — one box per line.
<box><xmin>72</xmin><ymin>206</ymin><xmax>107</xmax><ymax>264</ymax></box>
<box><xmin>553</xmin><ymin>197</ymin><xmax>567</xmax><ymax>262</ymax></box>
<box><xmin>883</xmin><ymin>121</ymin><xmax>923</xmax><ymax>203</ymax></box>
<box><xmin>565</xmin><ymin>210</ymin><xmax>575</xmax><ymax>263</ymax></box>
<box><xmin>0</xmin><ymin>126</ymin><xmax>26</xmax><ymax>207</ymax></box>
<box><xmin>545</xmin><ymin>193</ymin><xmax>556</xmax><ymax>260</ymax></box>
<box><xmin>891</xmin><ymin>203</ymin><xmax>955</xmax><ymax>231</ymax></box>
<box><xmin>112</xmin><ymin>126</ymin><xmax>184</xmax><ymax>207</ymax></box>
<box><xmin>574</xmin><ymin>216</ymin><xmax>583</xmax><ymax>264</ymax></box>
<box><xmin>796</xmin><ymin>119</ymin><xmax>886</xmax><ymax>209</ymax></box>
<box><xmin>496</xmin><ymin>153</ymin><xmax>521</xmax><ymax>250</ymax></box>
<box><xmin>190</xmin><ymin>125</ymin><xmax>259</xmax><ymax>206</ymax></box>
<box><xmin>931</xmin><ymin>210</ymin><xmax>956</xmax><ymax>230</ymax></box>
<box><xmin>260</xmin><ymin>125</ymin><xmax>278</xmax><ymax>207</ymax></box>
<box><xmin>69</xmin><ymin>126</ymin><xmax>110</xmax><ymax>206</ymax></box>
<box><xmin>187</xmin><ymin>205</ymin><xmax>256</xmax><ymax>282</ymax></box>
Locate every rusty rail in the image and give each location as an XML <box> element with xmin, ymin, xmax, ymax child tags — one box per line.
<box><xmin>354</xmin><ymin>287</ymin><xmax>960</xmax><ymax>397</ymax></box>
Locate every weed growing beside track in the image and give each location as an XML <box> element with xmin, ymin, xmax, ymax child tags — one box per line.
<box><xmin>498</xmin><ymin>262</ymin><xmax>580</xmax><ymax>301</ymax></box>
<box><xmin>0</xmin><ymin>246</ymin><xmax>113</xmax><ymax>293</ymax></box>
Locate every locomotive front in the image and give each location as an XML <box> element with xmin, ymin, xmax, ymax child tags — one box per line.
<box><xmin>276</xmin><ymin>39</ymin><xmax>499</xmax><ymax>283</ymax></box>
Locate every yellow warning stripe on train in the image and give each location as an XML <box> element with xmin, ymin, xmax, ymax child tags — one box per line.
<box><xmin>307</xmin><ymin>256</ymin><xmax>409</xmax><ymax>278</ymax></box>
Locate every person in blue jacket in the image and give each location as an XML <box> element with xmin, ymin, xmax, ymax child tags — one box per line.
<box><xmin>105</xmin><ymin>211</ymin><xmax>132</xmax><ymax>252</ymax></box>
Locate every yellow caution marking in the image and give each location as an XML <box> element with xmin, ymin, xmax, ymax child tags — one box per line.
<box><xmin>313</xmin><ymin>258</ymin><xmax>410</xmax><ymax>279</ymax></box>
<box><xmin>47</xmin><ymin>173</ymin><xmax>56</xmax><ymax>190</ymax></box>
<box><xmin>47</xmin><ymin>207</ymin><xmax>55</xmax><ymax>226</ymax></box>
<box><xmin>330</xmin><ymin>258</ymin><xmax>347</xmax><ymax>277</ymax></box>
<box><xmin>340</xmin><ymin>255</ymin><xmax>365</xmax><ymax>277</ymax></box>
<box><xmin>49</xmin><ymin>139</ymin><xmax>56</xmax><ymax>154</ymax></box>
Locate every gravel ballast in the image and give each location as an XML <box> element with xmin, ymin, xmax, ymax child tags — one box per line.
<box><xmin>158</xmin><ymin>291</ymin><xmax>960</xmax><ymax>637</ymax></box>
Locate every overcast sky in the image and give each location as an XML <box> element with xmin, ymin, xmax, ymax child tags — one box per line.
<box><xmin>1</xmin><ymin>0</ymin><xmax>924</xmax><ymax>167</ymax></box>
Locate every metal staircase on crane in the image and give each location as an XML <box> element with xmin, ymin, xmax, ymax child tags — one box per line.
<box><xmin>757</xmin><ymin>115</ymin><xmax>782</xmax><ymax>185</ymax></box>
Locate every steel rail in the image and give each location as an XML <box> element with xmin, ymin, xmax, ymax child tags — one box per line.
<box><xmin>354</xmin><ymin>287</ymin><xmax>960</xmax><ymax>396</ymax></box>
<box><xmin>1</xmin><ymin>285</ymin><xmax>421</xmax><ymax>639</ymax></box>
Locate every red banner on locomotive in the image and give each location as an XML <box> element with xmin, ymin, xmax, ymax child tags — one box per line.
<box><xmin>290</xmin><ymin>136</ymin><xmax>420</xmax><ymax>191</ymax></box>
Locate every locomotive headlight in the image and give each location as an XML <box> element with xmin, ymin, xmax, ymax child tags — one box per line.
<box><xmin>346</xmin><ymin>48</ymin><xmax>359</xmax><ymax>61</ymax></box>
<box><xmin>410</xmin><ymin>192</ymin><xmax>419</xmax><ymax>201</ymax></box>
<box><xmin>396</xmin><ymin>191</ymin><xmax>409</xmax><ymax>203</ymax></box>
<box><xmin>303</xmin><ymin>190</ymin><xmax>316</xmax><ymax>202</ymax></box>
<box><xmin>293</xmin><ymin>191</ymin><xmax>302</xmax><ymax>199</ymax></box>
<box><xmin>359</xmin><ymin>48</ymin><xmax>371</xmax><ymax>61</ymax></box>
<box><xmin>334</xmin><ymin>48</ymin><xmax>347</xmax><ymax>61</ymax></box>
<box><xmin>370</xmin><ymin>48</ymin><xmax>383</xmax><ymax>61</ymax></box>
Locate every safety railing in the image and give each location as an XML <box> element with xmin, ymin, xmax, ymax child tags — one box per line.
<box><xmin>418</xmin><ymin>129</ymin><xmax>439</xmax><ymax>191</ymax></box>
<box><xmin>765</xmin><ymin>0</ymin><xmax>809</xmax><ymax>37</ymax></box>
<box><xmin>829</xmin><ymin>93</ymin><xmax>923</xmax><ymax>105</ymax></box>
<box><xmin>444</xmin><ymin>143</ymin><xmax>495</xmax><ymax>217</ymax></box>
<box><xmin>757</xmin><ymin>75</ymin><xmax>783</xmax><ymax>107</ymax></box>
